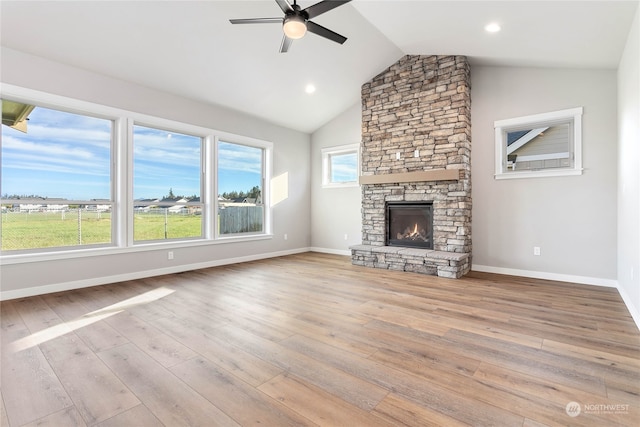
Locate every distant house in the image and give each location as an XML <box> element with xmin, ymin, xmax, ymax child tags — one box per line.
<box><xmin>232</xmin><ymin>197</ymin><xmax>256</xmax><ymax>204</ymax></box>
<box><xmin>506</xmin><ymin>125</ymin><xmax>571</xmax><ymax>170</ymax></box>
<box><xmin>46</xmin><ymin>204</ymin><xmax>69</xmax><ymax>212</ymax></box>
<box><xmin>168</xmin><ymin>198</ymin><xmax>189</xmax><ymax>213</ymax></box>
<box><xmin>19</xmin><ymin>203</ymin><xmax>43</xmax><ymax>212</ymax></box>
<box><xmin>134</xmin><ymin>198</ymin><xmax>160</xmax><ymax>212</ymax></box>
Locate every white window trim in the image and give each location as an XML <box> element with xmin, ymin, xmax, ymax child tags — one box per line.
<box><xmin>494</xmin><ymin>107</ymin><xmax>583</xmax><ymax>180</ymax></box>
<box><xmin>516</xmin><ymin>152</ymin><xmax>570</xmax><ymax>162</ymax></box>
<box><xmin>215</xmin><ymin>136</ymin><xmax>273</xmax><ymax>239</ymax></box>
<box><xmin>0</xmin><ymin>84</ymin><xmax>274</xmax><ymax>262</ymax></box>
<box><xmin>321</xmin><ymin>143</ymin><xmax>359</xmax><ymax>188</ymax></box>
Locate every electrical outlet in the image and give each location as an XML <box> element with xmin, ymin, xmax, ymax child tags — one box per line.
<box><xmin>396</xmin><ymin>152</ymin><xmax>401</xmax><ymax>160</ymax></box>
<box><xmin>533</xmin><ymin>247</ymin><xmax>541</xmax><ymax>256</ymax></box>
<box><xmin>414</xmin><ymin>149</ymin><xmax>419</xmax><ymax>158</ymax></box>
<box><xmin>344</xmin><ymin>234</ymin><xmax>348</xmax><ymax>240</ymax></box>
<box><xmin>168</xmin><ymin>251</ymin><xmax>174</xmax><ymax>260</ymax></box>
<box><xmin>284</xmin><ymin>234</ymin><xmax>288</xmax><ymax>241</ymax></box>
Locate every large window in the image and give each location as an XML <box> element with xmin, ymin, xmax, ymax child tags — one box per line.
<box><xmin>494</xmin><ymin>107</ymin><xmax>583</xmax><ymax>179</ymax></box>
<box><xmin>321</xmin><ymin>143</ymin><xmax>359</xmax><ymax>188</ymax></box>
<box><xmin>133</xmin><ymin>124</ymin><xmax>203</xmax><ymax>242</ymax></box>
<box><xmin>1</xmin><ymin>102</ymin><xmax>113</xmax><ymax>251</ymax></box>
<box><xmin>217</xmin><ymin>140</ymin><xmax>265</xmax><ymax>236</ymax></box>
<box><xmin>1</xmin><ymin>86</ymin><xmax>273</xmax><ymax>257</ymax></box>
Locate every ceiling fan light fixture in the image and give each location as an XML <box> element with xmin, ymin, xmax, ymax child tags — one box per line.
<box><xmin>283</xmin><ymin>15</ymin><xmax>307</xmax><ymax>39</ymax></box>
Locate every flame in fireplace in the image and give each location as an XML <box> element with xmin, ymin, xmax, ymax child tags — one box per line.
<box><xmin>397</xmin><ymin>223</ymin><xmax>428</xmax><ymax>242</ymax></box>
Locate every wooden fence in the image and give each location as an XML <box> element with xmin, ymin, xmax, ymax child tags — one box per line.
<box><xmin>219</xmin><ymin>206</ymin><xmax>263</xmax><ymax>234</ymax></box>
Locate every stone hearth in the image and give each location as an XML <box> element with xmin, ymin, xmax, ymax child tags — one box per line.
<box><xmin>351</xmin><ymin>55</ymin><xmax>472</xmax><ymax>278</ymax></box>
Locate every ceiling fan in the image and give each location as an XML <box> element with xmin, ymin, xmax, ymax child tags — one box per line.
<box><xmin>230</xmin><ymin>0</ymin><xmax>351</xmax><ymax>53</ymax></box>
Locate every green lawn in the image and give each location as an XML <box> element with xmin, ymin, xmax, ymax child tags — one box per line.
<box><xmin>1</xmin><ymin>211</ymin><xmax>202</xmax><ymax>251</ymax></box>
<box><xmin>133</xmin><ymin>213</ymin><xmax>202</xmax><ymax>241</ymax></box>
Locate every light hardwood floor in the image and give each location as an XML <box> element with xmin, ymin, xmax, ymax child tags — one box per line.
<box><xmin>1</xmin><ymin>252</ymin><xmax>639</xmax><ymax>426</ymax></box>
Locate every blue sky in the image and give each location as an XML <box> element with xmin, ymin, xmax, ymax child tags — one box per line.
<box><xmin>1</xmin><ymin>106</ymin><xmax>262</xmax><ymax>200</ymax></box>
<box><xmin>331</xmin><ymin>152</ymin><xmax>358</xmax><ymax>183</ymax></box>
<box><xmin>2</xmin><ymin>107</ymin><xmax>111</xmax><ymax>200</ymax></box>
<box><xmin>217</xmin><ymin>141</ymin><xmax>262</xmax><ymax>197</ymax></box>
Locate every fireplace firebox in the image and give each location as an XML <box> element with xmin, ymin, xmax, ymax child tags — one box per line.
<box><xmin>386</xmin><ymin>202</ymin><xmax>434</xmax><ymax>249</ymax></box>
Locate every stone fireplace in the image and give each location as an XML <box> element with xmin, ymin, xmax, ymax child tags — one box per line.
<box><xmin>350</xmin><ymin>55</ymin><xmax>471</xmax><ymax>278</ymax></box>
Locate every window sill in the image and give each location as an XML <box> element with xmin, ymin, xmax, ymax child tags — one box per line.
<box><xmin>0</xmin><ymin>234</ymin><xmax>273</xmax><ymax>265</ymax></box>
<box><xmin>322</xmin><ymin>182</ymin><xmax>359</xmax><ymax>189</ymax></box>
<box><xmin>495</xmin><ymin>168</ymin><xmax>583</xmax><ymax>180</ymax></box>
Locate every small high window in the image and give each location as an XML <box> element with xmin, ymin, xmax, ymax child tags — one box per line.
<box><xmin>322</xmin><ymin>143</ymin><xmax>359</xmax><ymax>188</ymax></box>
<box><xmin>494</xmin><ymin>107</ymin><xmax>583</xmax><ymax>179</ymax></box>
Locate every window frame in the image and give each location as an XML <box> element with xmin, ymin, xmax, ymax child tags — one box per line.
<box><xmin>131</xmin><ymin>121</ymin><xmax>207</xmax><ymax>244</ymax></box>
<box><xmin>1</xmin><ymin>93</ymin><xmax>119</xmax><ymax>253</ymax></box>
<box><xmin>321</xmin><ymin>143</ymin><xmax>359</xmax><ymax>188</ymax></box>
<box><xmin>0</xmin><ymin>84</ymin><xmax>273</xmax><ymax>262</ymax></box>
<box><xmin>494</xmin><ymin>107</ymin><xmax>583</xmax><ymax>180</ymax></box>
<box><xmin>215</xmin><ymin>136</ymin><xmax>272</xmax><ymax>239</ymax></box>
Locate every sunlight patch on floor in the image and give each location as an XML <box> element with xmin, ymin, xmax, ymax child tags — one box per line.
<box><xmin>10</xmin><ymin>287</ymin><xmax>175</xmax><ymax>352</ymax></box>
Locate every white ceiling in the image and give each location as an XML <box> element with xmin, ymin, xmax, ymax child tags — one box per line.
<box><xmin>1</xmin><ymin>1</ymin><xmax>637</xmax><ymax>133</ymax></box>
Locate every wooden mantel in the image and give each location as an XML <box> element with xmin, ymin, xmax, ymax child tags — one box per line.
<box><xmin>359</xmin><ymin>169</ymin><xmax>463</xmax><ymax>185</ymax></box>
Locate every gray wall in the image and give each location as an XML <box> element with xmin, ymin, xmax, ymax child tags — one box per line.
<box><xmin>310</xmin><ymin>103</ymin><xmax>362</xmax><ymax>254</ymax></box>
<box><xmin>311</xmin><ymin>65</ymin><xmax>620</xmax><ymax>285</ymax></box>
<box><xmin>617</xmin><ymin>8</ymin><xmax>640</xmax><ymax>323</ymax></box>
<box><xmin>0</xmin><ymin>48</ymin><xmax>311</xmax><ymax>297</ymax></box>
<box><xmin>471</xmin><ymin>66</ymin><xmax>618</xmax><ymax>282</ymax></box>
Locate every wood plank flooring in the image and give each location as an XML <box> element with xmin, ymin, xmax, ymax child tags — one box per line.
<box><xmin>1</xmin><ymin>252</ymin><xmax>639</xmax><ymax>426</ymax></box>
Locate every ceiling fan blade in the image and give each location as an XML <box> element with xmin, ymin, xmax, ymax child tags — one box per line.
<box><xmin>275</xmin><ymin>0</ymin><xmax>293</xmax><ymax>14</ymax></box>
<box><xmin>306</xmin><ymin>21</ymin><xmax>347</xmax><ymax>44</ymax></box>
<box><xmin>304</xmin><ymin>0</ymin><xmax>351</xmax><ymax>20</ymax></box>
<box><xmin>229</xmin><ymin>17</ymin><xmax>282</xmax><ymax>24</ymax></box>
<box><xmin>280</xmin><ymin>35</ymin><xmax>293</xmax><ymax>53</ymax></box>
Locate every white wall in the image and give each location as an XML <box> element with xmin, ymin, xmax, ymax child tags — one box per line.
<box><xmin>470</xmin><ymin>66</ymin><xmax>618</xmax><ymax>284</ymax></box>
<box><xmin>310</xmin><ymin>103</ymin><xmax>362</xmax><ymax>254</ymax></box>
<box><xmin>0</xmin><ymin>48</ymin><xmax>311</xmax><ymax>298</ymax></box>
<box><xmin>617</xmin><ymin>7</ymin><xmax>640</xmax><ymax>324</ymax></box>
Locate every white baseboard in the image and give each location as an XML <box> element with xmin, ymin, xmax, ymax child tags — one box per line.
<box><xmin>4</xmin><ymin>253</ymin><xmax>637</xmax><ymax>332</ymax></box>
<box><xmin>471</xmin><ymin>264</ymin><xmax>618</xmax><ymax>287</ymax></box>
<box><xmin>615</xmin><ymin>283</ymin><xmax>640</xmax><ymax>330</ymax></box>
<box><xmin>472</xmin><ymin>264</ymin><xmax>639</xmax><ymax>331</ymax></box>
<box><xmin>309</xmin><ymin>247</ymin><xmax>351</xmax><ymax>256</ymax></box>
<box><xmin>0</xmin><ymin>247</ymin><xmax>310</xmax><ymax>301</ymax></box>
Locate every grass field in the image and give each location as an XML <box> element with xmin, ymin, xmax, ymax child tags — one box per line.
<box><xmin>1</xmin><ymin>211</ymin><xmax>202</xmax><ymax>251</ymax></box>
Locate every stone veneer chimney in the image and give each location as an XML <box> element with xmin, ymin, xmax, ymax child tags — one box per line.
<box><xmin>351</xmin><ymin>55</ymin><xmax>472</xmax><ymax>278</ymax></box>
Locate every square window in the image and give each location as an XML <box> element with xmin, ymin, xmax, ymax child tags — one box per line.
<box><xmin>495</xmin><ymin>107</ymin><xmax>583</xmax><ymax>179</ymax></box>
<box><xmin>322</xmin><ymin>144</ymin><xmax>359</xmax><ymax>188</ymax></box>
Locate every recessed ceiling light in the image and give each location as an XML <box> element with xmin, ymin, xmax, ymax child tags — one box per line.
<box><xmin>485</xmin><ymin>23</ymin><xmax>501</xmax><ymax>33</ymax></box>
<box><xmin>305</xmin><ymin>84</ymin><xmax>316</xmax><ymax>94</ymax></box>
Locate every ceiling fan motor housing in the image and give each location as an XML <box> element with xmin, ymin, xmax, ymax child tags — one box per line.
<box><xmin>283</xmin><ymin>8</ymin><xmax>308</xmax><ymax>39</ymax></box>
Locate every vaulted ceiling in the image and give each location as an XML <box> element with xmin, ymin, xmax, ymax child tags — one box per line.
<box><xmin>1</xmin><ymin>1</ymin><xmax>637</xmax><ymax>133</ymax></box>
